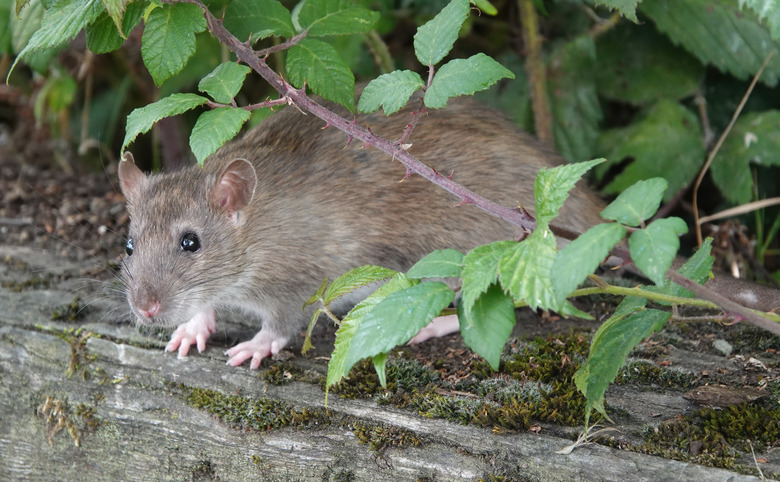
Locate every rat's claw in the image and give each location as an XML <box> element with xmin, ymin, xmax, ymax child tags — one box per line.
<box><xmin>165</xmin><ymin>308</ymin><xmax>216</xmax><ymax>357</ymax></box>
<box><xmin>408</xmin><ymin>314</ymin><xmax>460</xmax><ymax>345</ymax></box>
<box><xmin>225</xmin><ymin>329</ymin><xmax>289</xmax><ymax>369</ymax></box>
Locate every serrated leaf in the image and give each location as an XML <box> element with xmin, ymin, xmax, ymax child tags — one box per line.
<box><xmin>712</xmin><ymin>110</ymin><xmax>780</xmax><ymax>204</ymax></box>
<box><xmin>345</xmin><ymin>281</ymin><xmax>454</xmax><ymax>369</ymax></box>
<box><xmin>461</xmin><ymin>240</ymin><xmax>514</xmax><ymax>314</ymax></box>
<box><xmin>575</xmin><ymin>308</ymin><xmax>669</xmax><ymax>423</ymax></box>
<box><xmin>458</xmin><ymin>283</ymin><xmax>515</xmax><ymax>370</ymax></box>
<box><xmin>357</xmin><ymin>70</ymin><xmax>424</xmax><ymax>115</ymax></box>
<box><xmin>596</xmin><ymin>23</ymin><xmax>704</xmax><ymax>105</ymax></box>
<box><xmin>642</xmin><ymin>0</ymin><xmax>780</xmax><ymax>87</ymax></box>
<box><xmin>11</xmin><ymin>0</ymin><xmax>43</xmax><ymax>54</ymax></box>
<box><xmin>326</xmin><ymin>273</ymin><xmax>414</xmax><ymax>389</ymax></box>
<box><xmin>198</xmin><ymin>62</ymin><xmax>251</xmax><ymax>104</ymax></box>
<box><xmin>407</xmin><ymin>249</ymin><xmax>464</xmax><ymax>280</ymax></box>
<box><xmin>86</xmin><ymin>2</ymin><xmax>144</xmax><ymax>54</ymax></box>
<box><xmin>323</xmin><ymin>265</ymin><xmax>397</xmax><ymax>305</ymax></box>
<box><xmin>287</xmin><ymin>38</ymin><xmax>355</xmax><ymax>111</ymax></box>
<box><xmin>15</xmin><ymin>0</ymin><xmax>102</xmax><ymax>60</ymax></box>
<box><xmin>498</xmin><ymin>228</ymin><xmax>559</xmax><ymax>311</ymax></box>
<box><xmin>101</xmin><ymin>0</ymin><xmax>126</xmax><ymax>34</ymax></box>
<box><xmin>298</xmin><ymin>0</ymin><xmax>379</xmax><ymax>36</ymax></box>
<box><xmin>424</xmin><ymin>53</ymin><xmax>515</xmax><ymax>109</ymax></box>
<box><xmin>413</xmin><ymin>0</ymin><xmax>469</xmax><ymax>66</ymax></box>
<box><xmin>223</xmin><ymin>0</ymin><xmax>294</xmax><ymax>42</ymax></box>
<box><xmin>190</xmin><ymin>107</ymin><xmax>251</xmax><ymax>165</ymax></box>
<box><xmin>122</xmin><ymin>93</ymin><xmax>208</xmax><ymax>152</ymax></box>
<box><xmin>548</xmin><ymin>35</ymin><xmax>602</xmax><ymax>163</ymax></box>
<box><xmin>141</xmin><ymin>3</ymin><xmax>206</xmax><ymax>86</ymax></box>
<box><xmin>596</xmin><ymin>100</ymin><xmax>704</xmax><ymax>201</ymax></box>
<box><xmin>643</xmin><ymin>237</ymin><xmax>714</xmax><ymax>301</ymax></box>
<box><xmin>533</xmin><ymin>158</ymin><xmax>605</xmax><ymax>228</ymax></box>
<box><xmin>739</xmin><ymin>0</ymin><xmax>780</xmax><ymax>40</ymax></box>
<box><xmin>629</xmin><ymin>217</ymin><xmax>688</xmax><ymax>286</ymax></box>
<box><xmin>551</xmin><ymin>223</ymin><xmax>627</xmax><ymax>305</ymax></box>
<box><xmin>593</xmin><ymin>0</ymin><xmax>639</xmax><ymax>23</ymax></box>
<box><xmin>600</xmin><ymin>178</ymin><xmax>669</xmax><ymax>227</ymax></box>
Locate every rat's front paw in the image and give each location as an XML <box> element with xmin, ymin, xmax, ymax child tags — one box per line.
<box><xmin>225</xmin><ymin>329</ymin><xmax>290</xmax><ymax>369</ymax></box>
<box><xmin>165</xmin><ymin>307</ymin><xmax>217</xmax><ymax>358</ymax></box>
<box><xmin>408</xmin><ymin>314</ymin><xmax>460</xmax><ymax>345</ymax></box>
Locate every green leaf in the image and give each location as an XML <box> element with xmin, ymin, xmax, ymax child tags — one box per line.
<box><xmin>326</xmin><ymin>274</ymin><xmax>414</xmax><ymax>389</ymax></box>
<box><xmin>413</xmin><ymin>0</ymin><xmax>469</xmax><ymax>66</ymax></box>
<box><xmin>474</xmin><ymin>52</ymin><xmax>532</xmax><ymax>131</ymax></box>
<box><xmin>190</xmin><ymin>107</ymin><xmax>251</xmax><ymax>165</ymax></box>
<box><xmin>548</xmin><ymin>35</ymin><xmax>602</xmax><ymax>163</ymax></box>
<box><xmin>458</xmin><ymin>283</ymin><xmax>515</xmax><ymax>370</ymax></box>
<box><xmin>15</xmin><ymin>0</ymin><xmax>102</xmax><ymax>60</ymax></box>
<box><xmin>644</xmin><ymin>237</ymin><xmax>714</xmax><ymax>301</ymax></box>
<box><xmin>642</xmin><ymin>0</ymin><xmax>780</xmax><ymax>87</ymax></box>
<box><xmin>713</xmin><ymin>110</ymin><xmax>780</xmax><ymax>204</ymax></box>
<box><xmin>198</xmin><ymin>62</ymin><xmax>251</xmax><ymax>104</ymax></box>
<box><xmin>122</xmin><ymin>93</ymin><xmax>208</xmax><ymax>152</ymax></box>
<box><xmin>498</xmin><ymin>228</ymin><xmax>559</xmax><ymax>312</ymax></box>
<box><xmin>472</xmin><ymin>0</ymin><xmax>497</xmax><ymax>15</ymax></box>
<box><xmin>407</xmin><ymin>249</ymin><xmax>464</xmax><ymax>280</ymax></box>
<box><xmin>600</xmin><ymin>178</ymin><xmax>669</xmax><ymax>227</ymax></box>
<box><xmin>533</xmin><ymin>158</ymin><xmax>605</xmax><ymax>228</ymax></box>
<box><xmin>596</xmin><ymin>23</ymin><xmax>704</xmax><ymax>105</ymax></box>
<box><xmin>424</xmin><ymin>53</ymin><xmax>515</xmax><ymax>109</ymax></box>
<box><xmin>593</xmin><ymin>0</ymin><xmax>640</xmax><ymax>23</ymax></box>
<box><xmin>346</xmin><ymin>281</ymin><xmax>454</xmax><ymax>368</ymax></box>
<box><xmin>739</xmin><ymin>0</ymin><xmax>780</xmax><ymax>40</ymax></box>
<box><xmin>551</xmin><ymin>223</ymin><xmax>627</xmax><ymax>305</ymax></box>
<box><xmin>86</xmin><ymin>1</ymin><xmax>144</xmax><ymax>54</ymax></box>
<box><xmin>372</xmin><ymin>352</ymin><xmax>388</xmax><ymax>388</ymax></box>
<box><xmin>223</xmin><ymin>0</ymin><xmax>294</xmax><ymax>42</ymax></box>
<box><xmin>298</xmin><ymin>0</ymin><xmax>379</xmax><ymax>36</ymax></box>
<box><xmin>575</xmin><ymin>308</ymin><xmax>669</xmax><ymax>423</ymax></box>
<box><xmin>596</xmin><ymin>100</ymin><xmax>704</xmax><ymax>201</ymax></box>
<box><xmin>357</xmin><ymin>70</ymin><xmax>424</xmax><ymax>115</ymax></box>
<box><xmin>629</xmin><ymin>217</ymin><xmax>688</xmax><ymax>286</ymax></box>
<box><xmin>286</xmin><ymin>38</ymin><xmax>355</xmax><ymax>111</ymax></box>
<box><xmin>101</xmin><ymin>0</ymin><xmax>126</xmax><ymax>34</ymax></box>
<box><xmin>141</xmin><ymin>3</ymin><xmax>206</xmax><ymax>86</ymax></box>
<box><xmin>323</xmin><ymin>265</ymin><xmax>397</xmax><ymax>305</ymax></box>
<box><xmin>461</xmin><ymin>240</ymin><xmax>514</xmax><ymax>314</ymax></box>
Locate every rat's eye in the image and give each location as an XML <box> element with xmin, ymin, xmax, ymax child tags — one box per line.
<box><xmin>125</xmin><ymin>238</ymin><xmax>134</xmax><ymax>256</ymax></box>
<box><xmin>180</xmin><ymin>232</ymin><xmax>201</xmax><ymax>252</ymax></box>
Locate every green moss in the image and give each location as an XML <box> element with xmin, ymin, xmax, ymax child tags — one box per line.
<box><xmin>41</xmin><ymin>327</ymin><xmax>99</xmax><ymax>379</ymax></box>
<box><xmin>330</xmin><ymin>356</ymin><xmax>441</xmax><ymax>399</ymax></box>
<box><xmin>633</xmin><ymin>399</ymin><xmax>780</xmax><ymax>475</ymax></box>
<box><xmin>51</xmin><ymin>297</ymin><xmax>86</xmax><ymax>322</ymax></box>
<box><xmin>179</xmin><ymin>385</ymin><xmax>328</xmax><ymax>431</ymax></box>
<box><xmin>262</xmin><ymin>363</ymin><xmax>301</xmax><ymax>386</ymax></box>
<box><xmin>350</xmin><ymin>421</ymin><xmax>423</xmax><ymax>452</ymax></box>
<box><xmin>615</xmin><ymin>360</ymin><xmax>698</xmax><ymax>389</ymax></box>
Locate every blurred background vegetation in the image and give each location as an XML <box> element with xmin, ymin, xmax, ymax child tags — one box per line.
<box><xmin>1</xmin><ymin>0</ymin><xmax>779</xmax><ymax>279</ymax></box>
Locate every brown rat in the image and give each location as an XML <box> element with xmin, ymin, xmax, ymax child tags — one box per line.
<box><xmin>118</xmin><ymin>97</ymin><xmax>605</xmax><ymax>368</ymax></box>
<box><xmin>118</xmin><ymin>95</ymin><xmax>779</xmax><ymax>369</ymax></box>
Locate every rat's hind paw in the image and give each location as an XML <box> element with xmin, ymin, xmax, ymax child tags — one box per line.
<box><xmin>165</xmin><ymin>308</ymin><xmax>217</xmax><ymax>358</ymax></box>
<box><xmin>408</xmin><ymin>314</ymin><xmax>460</xmax><ymax>345</ymax></box>
<box><xmin>225</xmin><ymin>329</ymin><xmax>290</xmax><ymax>369</ymax></box>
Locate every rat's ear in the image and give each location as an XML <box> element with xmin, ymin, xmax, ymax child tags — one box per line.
<box><xmin>210</xmin><ymin>158</ymin><xmax>257</xmax><ymax>218</ymax></box>
<box><xmin>118</xmin><ymin>152</ymin><xmax>147</xmax><ymax>202</ymax></box>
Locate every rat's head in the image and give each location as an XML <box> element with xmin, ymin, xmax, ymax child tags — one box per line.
<box><xmin>118</xmin><ymin>152</ymin><xmax>257</xmax><ymax>327</ymax></box>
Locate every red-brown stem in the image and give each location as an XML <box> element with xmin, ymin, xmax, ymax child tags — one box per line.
<box><xmin>172</xmin><ymin>0</ymin><xmax>777</xmax><ymax>331</ymax></box>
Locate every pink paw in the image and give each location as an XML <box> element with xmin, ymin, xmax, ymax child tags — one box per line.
<box><xmin>408</xmin><ymin>314</ymin><xmax>460</xmax><ymax>345</ymax></box>
<box><xmin>225</xmin><ymin>329</ymin><xmax>290</xmax><ymax>369</ymax></box>
<box><xmin>165</xmin><ymin>308</ymin><xmax>217</xmax><ymax>358</ymax></box>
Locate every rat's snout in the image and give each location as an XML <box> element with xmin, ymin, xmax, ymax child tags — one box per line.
<box><xmin>130</xmin><ymin>287</ymin><xmax>162</xmax><ymax>321</ymax></box>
